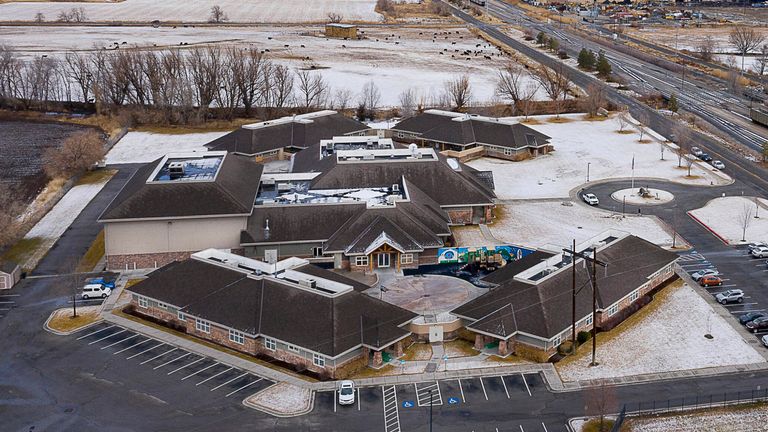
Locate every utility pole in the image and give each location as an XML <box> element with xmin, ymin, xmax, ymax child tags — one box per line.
<box><xmin>563</xmin><ymin>245</ymin><xmax>607</xmax><ymax>367</ymax></box>
<box><xmin>571</xmin><ymin>239</ymin><xmax>576</xmax><ymax>354</ymax></box>
<box><xmin>429</xmin><ymin>389</ymin><xmax>433</xmax><ymax>432</ymax></box>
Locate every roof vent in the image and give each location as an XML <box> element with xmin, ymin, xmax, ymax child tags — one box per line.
<box><xmin>168</xmin><ymin>161</ymin><xmax>185</xmax><ymax>179</ymax></box>
<box><xmin>392</xmin><ymin>184</ymin><xmax>399</xmax><ymax>192</ymax></box>
<box><xmin>299</xmin><ymin>279</ymin><xmax>317</xmax><ymax>289</ymax></box>
<box><xmin>447</xmin><ymin>158</ymin><xmax>460</xmax><ymax>171</ymax></box>
<box><xmin>363</xmin><ymin>153</ymin><xmax>375</xmax><ymax>160</ymax></box>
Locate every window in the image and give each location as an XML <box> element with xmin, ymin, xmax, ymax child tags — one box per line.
<box><xmin>585</xmin><ymin>314</ymin><xmax>593</xmax><ymax>326</ymax></box>
<box><xmin>312</xmin><ymin>247</ymin><xmax>323</xmax><ymax>257</ymax></box>
<box><xmin>313</xmin><ymin>353</ymin><xmax>326</xmax><ymax>367</ymax></box>
<box><xmin>264</xmin><ymin>337</ymin><xmax>276</xmax><ymax>351</ymax></box>
<box><xmin>195</xmin><ymin>319</ymin><xmax>211</xmax><ymax>334</ymax></box>
<box><xmin>400</xmin><ymin>253</ymin><xmax>414</xmax><ymax>264</ymax></box>
<box><xmin>607</xmin><ymin>304</ymin><xmax>619</xmax><ymax>317</ymax></box>
<box><xmin>287</xmin><ymin>344</ymin><xmax>301</xmax><ymax>353</ymax></box>
<box><xmin>629</xmin><ymin>290</ymin><xmax>639</xmax><ymax>302</ymax></box>
<box><xmin>229</xmin><ymin>329</ymin><xmax>245</xmax><ymax>345</ymax></box>
<box><xmin>354</xmin><ymin>256</ymin><xmax>369</xmax><ymax>267</ymax></box>
<box><xmin>553</xmin><ymin>334</ymin><xmax>562</xmax><ymax>347</ymax></box>
<box><xmin>157</xmin><ymin>302</ymin><xmax>168</xmax><ymax>310</ymax></box>
<box><xmin>138</xmin><ymin>297</ymin><xmax>148</xmax><ymax>308</ymax></box>
<box><xmin>504</xmin><ymin>148</ymin><xmax>513</xmax><ymax>156</ymax></box>
<box><xmin>178</xmin><ymin>311</ymin><xmax>186</xmax><ymax>321</ymax></box>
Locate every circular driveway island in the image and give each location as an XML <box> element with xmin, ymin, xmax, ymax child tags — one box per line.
<box><xmin>610</xmin><ymin>187</ymin><xmax>674</xmax><ymax>206</ymax></box>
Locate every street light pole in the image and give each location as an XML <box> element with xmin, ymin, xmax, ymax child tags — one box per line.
<box><xmin>623</xmin><ymin>195</ymin><xmax>626</xmax><ymax>214</ymax></box>
<box><xmin>586</xmin><ymin>162</ymin><xmax>591</xmax><ymax>183</ymax></box>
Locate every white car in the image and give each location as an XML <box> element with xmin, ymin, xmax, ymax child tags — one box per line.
<box><xmin>748</xmin><ymin>242</ymin><xmax>767</xmax><ymax>251</ymax></box>
<box><xmin>711</xmin><ymin>160</ymin><xmax>725</xmax><ymax>170</ymax></box>
<box><xmin>582</xmin><ymin>193</ymin><xmax>599</xmax><ymax>206</ymax></box>
<box><xmin>82</xmin><ymin>284</ymin><xmax>111</xmax><ymax>299</ymax></box>
<box><xmin>338</xmin><ymin>380</ymin><xmax>355</xmax><ymax>406</ymax></box>
<box><xmin>690</xmin><ymin>269</ymin><xmax>719</xmax><ymax>281</ymax></box>
<box><xmin>752</xmin><ymin>246</ymin><xmax>768</xmax><ymax>258</ymax></box>
<box><xmin>762</xmin><ymin>334</ymin><xmax>768</xmax><ymax>348</ymax></box>
<box><xmin>691</xmin><ymin>146</ymin><xmax>703</xmax><ymax>156</ymax></box>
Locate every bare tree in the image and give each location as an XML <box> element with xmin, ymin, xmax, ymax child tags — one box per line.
<box><xmin>519</xmin><ymin>82</ymin><xmax>539</xmax><ymax>120</ymax></box>
<box><xmin>43</xmin><ymin>130</ymin><xmax>105</xmax><ymax>179</ymax></box>
<box><xmin>696</xmin><ymin>36</ymin><xmax>715</xmax><ymax>62</ymax></box>
<box><xmin>495</xmin><ymin>63</ymin><xmax>528</xmax><ymax>114</ymax></box>
<box><xmin>64</xmin><ymin>52</ymin><xmax>95</xmax><ymax>103</ymax></box>
<box><xmin>533</xmin><ymin>64</ymin><xmax>570</xmax><ymax>118</ymax></box>
<box><xmin>327</xmin><ymin>12</ymin><xmax>343</xmax><ymax>23</ymax></box>
<box><xmin>358</xmin><ymin>80</ymin><xmax>381</xmax><ymax>120</ymax></box>
<box><xmin>334</xmin><ymin>87</ymin><xmax>353</xmax><ymax>111</ymax></box>
<box><xmin>443</xmin><ymin>74</ymin><xmax>472</xmax><ymax>110</ymax></box>
<box><xmin>636</xmin><ymin>110</ymin><xmax>650</xmax><ymax>142</ymax></box>
<box><xmin>684</xmin><ymin>152</ymin><xmax>695</xmax><ymax>177</ymax></box>
<box><xmin>215</xmin><ymin>49</ymin><xmax>241</xmax><ymax>120</ymax></box>
<box><xmin>268</xmin><ymin>63</ymin><xmax>295</xmax><ymax>115</ymax></box>
<box><xmin>296</xmin><ymin>70</ymin><xmax>330</xmax><ymax>112</ymax></box>
<box><xmin>754</xmin><ymin>45</ymin><xmax>768</xmax><ymax>90</ymax></box>
<box><xmin>659</xmin><ymin>142</ymin><xmax>666</xmax><ymax>160</ymax></box>
<box><xmin>584</xmin><ymin>83</ymin><xmax>605</xmax><ymax>118</ymax></box>
<box><xmin>615</xmin><ymin>108</ymin><xmax>629</xmax><ymax>132</ymax></box>
<box><xmin>739</xmin><ymin>203</ymin><xmax>754</xmax><ymax>242</ymax></box>
<box><xmin>34</xmin><ymin>12</ymin><xmax>45</xmax><ymax>23</ymax></box>
<box><xmin>209</xmin><ymin>5</ymin><xmax>229</xmax><ymax>23</ymax></box>
<box><xmin>399</xmin><ymin>88</ymin><xmax>418</xmax><ymax>117</ymax></box>
<box><xmin>186</xmin><ymin>46</ymin><xmax>222</xmax><ymax>119</ymax></box>
<box><xmin>673</xmin><ymin>124</ymin><xmax>690</xmax><ymax>168</ymax></box>
<box><xmin>0</xmin><ymin>183</ymin><xmax>24</xmax><ymax>249</ymax></box>
<box><xmin>729</xmin><ymin>25</ymin><xmax>765</xmax><ymax>72</ymax></box>
<box><xmin>584</xmin><ymin>384</ymin><xmax>617</xmax><ymax>432</ymax></box>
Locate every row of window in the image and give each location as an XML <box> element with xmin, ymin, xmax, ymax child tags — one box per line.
<box><xmin>262</xmin><ymin>337</ymin><xmax>324</xmax><ymax>366</ymax></box>
<box><xmin>354</xmin><ymin>253</ymin><xmax>414</xmax><ymax>267</ymax></box>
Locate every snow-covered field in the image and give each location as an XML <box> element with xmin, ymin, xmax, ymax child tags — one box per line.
<box><xmin>689</xmin><ymin>196</ymin><xmax>768</xmax><ymax>244</ymax></box>
<box><xmin>245</xmin><ymin>382</ymin><xmax>312</xmax><ymax>416</ymax></box>
<box><xmin>558</xmin><ymin>282</ymin><xmax>765</xmax><ymax>382</ymax></box>
<box><xmin>490</xmin><ymin>202</ymin><xmax>675</xmax><ymax>250</ymax></box>
<box><xmin>105</xmin><ymin>131</ymin><xmax>225</xmax><ymax>164</ymax></box>
<box><xmin>468</xmin><ymin>114</ymin><xmax>729</xmax><ymax>200</ymax></box>
<box><xmin>623</xmin><ymin>405</ymin><xmax>768</xmax><ymax>432</ymax></box>
<box><xmin>0</xmin><ymin>25</ymin><xmax>543</xmax><ymax>106</ymax></box>
<box><xmin>0</xmin><ymin>0</ymin><xmax>386</xmax><ymax>23</ymax></box>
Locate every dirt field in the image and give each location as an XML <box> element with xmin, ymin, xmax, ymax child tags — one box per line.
<box><xmin>0</xmin><ymin>120</ymin><xmax>92</xmax><ymax>203</ymax></box>
<box><xmin>0</xmin><ymin>24</ymin><xmax>543</xmax><ymax>105</ymax></box>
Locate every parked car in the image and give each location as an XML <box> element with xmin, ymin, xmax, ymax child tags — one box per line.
<box><xmin>762</xmin><ymin>334</ymin><xmax>768</xmax><ymax>347</ymax></box>
<box><xmin>740</xmin><ymin>311</ymin><xmax>767</xmax><ymax>325</ymax></box>
<box><xmin>338</xmin><ymin>380</ymin><xmax>355</xmax><ymax>406</ymax></box>
<box><xmin>81</xmin><ymin>284</ymin><xmax>111</xmax><ymax>299</ymax></box>
<box><xmin>747</xmin><ymin>317</ymin><xmax>768</xmax><ymax>332</ymax></box>
<box><xmin>748</xmin><ymin>242</ymin><xmax>767</xmax><ymax>252</ymax></box>
<box><xmin>690</xmin><ymin>268</ymin><xmax>719</xmax><ymax>281</ymax></box>
<box><xmin>698</xmin><ymin>153</ymin><xmax>713</xmax><ymax>162</ymax></box>
<box><xmin>711</xmin><ymin>160</ymin><xmax>725</xmax><ymax>170</ymax></box>
<box><xmin>86</xmin><ymin>277</ymin><xmax>115</xmax><ymax>289</ymax></box>
<box><xmin>691</xmin><ymin>146</ymin><xmax>703</xmax><ymax>156</ymax></box>
<box><xmin>751</xmin><ymin>246</ymin><xmax>768</xmax><ymax>258</ymax></box>
<box><xmin>582</xmin><ymin>193</ymin><xmax>599</xmax><ymax>206</ymax></box>
<box><xmin>715</xmin><ymin>289</ymin><xmax>744</xmax><ymax>305</ymax></box>
<box><xmin>700</xmin><ymin>275</ymin><xmax>723</xmax><ymax>287</ymax></box>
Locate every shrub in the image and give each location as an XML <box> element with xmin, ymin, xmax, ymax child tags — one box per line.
<box><xmin>577</xmin><ymin>330</ymin><xmax>592</xmax><ymax>344</ymax></box>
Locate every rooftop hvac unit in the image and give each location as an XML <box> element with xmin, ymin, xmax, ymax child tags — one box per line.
<box><xmin>363</xmin><ymin>153</ymin><xmax>375</xmax><ymax>160</ymax></box>
<box><xmin>261</xmin><ymin>178</ymin><xmax>276</xmax><ymax>185</ymax></box>
<box><xmin>277</xmin><ymin>183</ymin><xmax>292</xmax><ymax>191</ymax></box>
<box><xmin>168</xmin><ymin>161</ymin><xmax>185</xmax><ymax>179</ymax></box>
<box><xmin>299</xmin><ymin>279</ymin><xmax>317</xmax><ymax>289</ymax></box>
<box><xmin>392</xmin><ymin>184</ymin><xmax>399</xmax><ymax>192</ymax></box>
<box><xmin>387</xmin><ymin>195</ymin><xmax>398</xmax><ymax>204</ymax></box>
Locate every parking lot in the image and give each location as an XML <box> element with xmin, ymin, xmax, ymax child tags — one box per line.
<box><xmin>0</xmin><ymin>292</ymin><xmax>19</xmax><ymax>320</ymax></box>
<box><xmin>71</xmin><ymin>321</ymin><xmax>273</xmax><ymax>401</ymax></box>
<box><xmin>315</xmin><ymin>373</ymin><xmax>568</xmax><ymax>432</ymax></box>
<box><xmin>679</xmin><ymin>248</ymin><xmax>768</xmax><ymax>346</ymax></box>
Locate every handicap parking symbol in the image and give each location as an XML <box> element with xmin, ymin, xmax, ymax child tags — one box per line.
<box><xmin>448</xmin><ymin>397</ymin><xmax>460</xmax><ymax>405</ymax></box>
<box><xmin>402</xmin><ymin>400</ymin><xmax>414</xmax><ymax>408</ymax></box>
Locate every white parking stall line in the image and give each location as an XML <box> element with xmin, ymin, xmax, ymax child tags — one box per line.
<box><xmin>181</xmin><ymin>362</ymin><xmax>219</xmax><ymax>381</ymax></box>
<box><xmin>382</xmin><ymin>385</ymin><xmax>401</xmax><ymax>432</ymax></box>
<box><xmin>167</xmin><ymin>357</ymin><xmax>205</xmax><ymax>375</ymax></box>
<box><xmin>225</xmin><ymin>378</ymin><xmax>263</xmax><ymax>397</ymax></box>
<box><xmin>88</xmin><ymin>329</ymin><xmax>126</xmax><ymax>345</ymax></box>
<box><xmin>0</xmin><ymin>308</ymin><xmax>11</xmax><ymax>311</ymax></box>
<box><xmin>731</xmin><ymin>309</ymin><xmax>765</xmax><ymax>315</ymax></box>
<box><xmin>499</xmin><ymin>376</ymin><xmax>510</xmax><ymax>399</ymax></box>
<box><xmin>196</xmin><ymin>367</ymin><xmax>233</xmax><ymax>386</ymax></box>
<box><xmin>521</xmin><ymin>373</ymin><xmax>531</xmax><ymax>397</ymax></box>
<box><xmin>357</xmin><ymin>388</ymin><xmax>361</xmax><ymax>411</ymax></box>
<box><xmin>457</xmin><ymin>379</ymin><xmax>466</xmax><ymax>403</ymax></box>
<box><xmin>0</xmin><ymin>301</ymin><xmax>16</xmax><ymax>304</ymax></box>
<box><xmin>519</xmin><ymin>425</ymin><xmax>525</xmax><ymax>432</ymax></box>
<box><xmin>100</xmin><ymin>334</ymin><xmax>138</xmax><ymax>350</ymax></box>
<box><xmin>153</xmin><ymin>352</ymin><xmax>191</xmax><ymax>370</ymax></box>
<box><xmin>723</xmin><ymin>302</ymin><xmax>758</xmax><ymax>307</ymax></box>
<box><xmin>140</xmin><ymin>347</ymin><xmax>177</xmax><ymax>365</ymax></box>
<box><xmin>127</xmin><ymin>343</ymin><xmax>164</xmax><ymax>359</ymax></box>
<box><xmin>77</xmin><ymin>325</ymin><xmax>115</xmax><ymax>340</ymax></box>
<box><xmin>0</xmin><ymin>294</ymin><xmax>20</xmax><ymax>297</ymax></box>
<box><xmin>210</xmin><ymin>372</ymin><xmax>248</xmax><ymax>392</ymax></box>
<box><xmin>541</xmin><ymin>422</ymin><xmax>549</xmax><ymax>432</ymax></box>
<box><xmin>334</xmin><ymin>387</ymin><xmax>337</xmax><ymax>413</ymax></box>
<box><xmin>113</xmin><ymin>338</ymin><xmax>151</xmax><ymax>355</ymax></box>
<box><xmin>415</xmin><ymin>381</ymin><xmax>442</xmax><ymax>406</ymax></box>
<box><xmin>479</xmin><ymin>377</ymin><xmax>488</xmax><ymax>401</ymax></box>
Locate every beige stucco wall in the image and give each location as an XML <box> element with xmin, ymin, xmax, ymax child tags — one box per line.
<box><xmin>104</xmin><ymin>216</ymin><xmax>248</xmax><ymax>256</ymax></box>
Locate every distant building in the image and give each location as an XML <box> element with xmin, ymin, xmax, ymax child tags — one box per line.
<box><xmin>0</xmin><ymin>260</ymin><xmax>21</xmax><ymax>290</ymax></box>
<box><xmin>205</xmin><ymin>111</ymin><xmax>370</xmax><ymax>162</ymax></box>
<box><xmin>325</xmin><ymin>23</ymin><xmax>358</xmax><ymax>39</ymax></box>
<box><xmin>391</xmin><ymin>110</ymin><xmax>552</xmax><ymax>162</ymax></box>
<box><xmin>128</xmin><ymin>249</ymin><xmax>416</xmax><ymax>377</ymax></box>
<box><xmin>453</xmin><ymin>232</ymin><xmax>678</xmax><ymax>361</ymax></box>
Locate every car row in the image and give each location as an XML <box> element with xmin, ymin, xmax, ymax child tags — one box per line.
<box><xmin>690</xmin><ymin>147</ymin><xmax>724</xmax><ymax>170</ymax></box>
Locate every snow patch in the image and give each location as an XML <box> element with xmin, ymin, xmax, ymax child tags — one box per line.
<box><xmin>105</xmin><ymin>131</ymin><xmax>225</xmax><ymax>164</ymax></box>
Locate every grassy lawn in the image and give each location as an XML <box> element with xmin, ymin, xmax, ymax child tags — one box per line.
<box><xmin>48</xmin><ymin>306</ymin><xmax>101</xmax><ymax>333</ymax></box>
<box><xmin>76</xmin><ymin>229</ymin><xmax>105</xmax><ymax>272</ymax></box>
<box><xmin>351</xmin><ymin>364</ymin><xmax>396</xmax><ymax>379</ymax></box>
<box><xmin>401</xmin><ymin>343</ymin><xmax>433</xmax><ymax>361</ymax></box>
<box><xmin>581</xmin><ymin>418</ymin><xmax>615</xmax><ymax>432</ymax></box>
<box><xmin>76</xmin><ymin>169</ymin><xmax>116</xmax><ymax>186</ymax></box>
<box><xmin>444</xmin><ymin>339</ymin><xmax>478</xmax><ymax>358</ymax></box>
<box><xmin>111</xmin><ymin>308</ymin><xmax>317</xmax><ymax>382</ymax></box>
<box><xmin>556</xmin><ymin>279</ymin><xmax>680</xmax><ymax>369</ymax></box>
<box><xmin>486</xmin><ymin>354</ymin><xmax>529</xmax><ymax>364</ymax></box>
<box><xmin>2</xmin><ymin>237</ymin><xmax>43</xmax><ymax>269</ymax></box>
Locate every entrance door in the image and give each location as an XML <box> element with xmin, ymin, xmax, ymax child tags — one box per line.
<box><xmin>429</xmin><ymin>326</ymin><xmax>444</xmax><ymax>343</ymax></box>
<box><xmin>377</xmin><ymin>253</ymin><xmax>390</xmax><ymax>268</ymax></box>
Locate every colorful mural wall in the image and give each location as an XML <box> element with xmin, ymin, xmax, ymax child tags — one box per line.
<box><xmin>437</xmin><ymin>246</ymin><xmax>535</xmax><ymax>264</ymax></box>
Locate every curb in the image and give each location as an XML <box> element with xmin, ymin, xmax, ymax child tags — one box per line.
<box><xmin>242</xmin><ymin>383</ymin><xmax>315</xmax><ymax>418</ymax></box>
<box><xmin>43</xmin><ymin>309</ymin><xmax>104</xmax><ymax>336</ymax></box>
<box><xmin>687</xmin><ymin>211</ymin><xmax>731</xmax><ymax>245</ymax></box>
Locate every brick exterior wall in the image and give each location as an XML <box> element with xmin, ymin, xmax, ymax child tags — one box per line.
<box><xmin>447</xmin><ymin>208</ymin><xmax>473</xmax><ymax>225</ymax></box>
<box><xmin>107</xmin><ymin>251</ymin><xmax>194</xmax><ymax>271</ymax></box>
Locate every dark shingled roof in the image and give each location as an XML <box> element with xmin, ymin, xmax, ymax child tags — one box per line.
<box><xmin>100</xmin><ymin>153</ymin><xmax>263</xmax><ymax>220</ymax></box>
<box><xmin>305</xmin><ymin>153</ymin><xmax>495</xmax><ymax>207</ymax></box>
<box><xmin>241</xmin><ymin>204</ymin><xmax>367</xmax><ymax>245</ymax></box>
<box><xmin>205</xmin><ymin>112</ymin><xmax>369</xmax><ymax>155</ymax></box>
<box><xmin>454</xmin><ymin>236</ymin><xmax>678</xmax><ymax>340</ymax></box>
<box><xmin>392</xmin><ymin>112</ymin><xmax>551</xmax><ymax>149</ymax></box>
<box><xmin>129</xmin><ymin>259</ymin><xmax>416</xmax><ymax>357</ymax></box>
<box><xmin>482</xmin><ymin>250</ymin><xmax>557</xmax><ymax>285</ymax></box>
<box><xmin>0</xmin><ymin>260</ymin><xmax>19</xmax><ymax>274</ymax></box>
